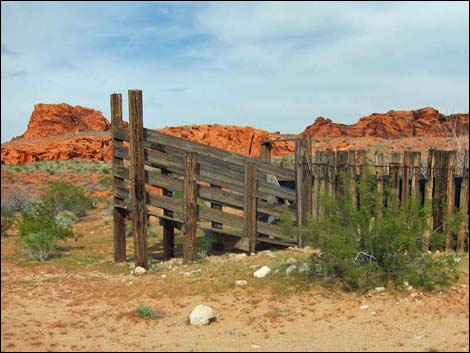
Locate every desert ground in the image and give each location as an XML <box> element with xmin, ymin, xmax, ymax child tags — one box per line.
<box><xmin>1</xmin><ymin>198</ymin><xmax>469</xmax><ymax>352</ymax></box>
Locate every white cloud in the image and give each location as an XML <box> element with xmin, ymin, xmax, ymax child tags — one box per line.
<box><xmin>1</xmin><ymin>1</ymin><xmax>468</xmax><ymax>142</ymax></box>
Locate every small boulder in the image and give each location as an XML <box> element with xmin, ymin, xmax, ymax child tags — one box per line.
<box><xmin>134</xmin><ymin>266</ymin><xmax>147</xmax><ymax>275</ymax></box>
<box><xmin>189</xmin><ymin>304</ymin><xmax>216</xmax><ymax>325</ymax></box>
<box><xmin>285</xmin><ymin>265</ymin><xmax>297</xmax><ymax>276</ymax></box>
<box><xmin>285</xmin><ymin>257</ymin><xmax>298</xmax><ymax>265</ymax></box>
<box><xmin>375</xmin><ymin>287</ymin><xmax>385</xmax><ymax>292</ymax></box>
<box><xmin>235</xmin><ymin>280</ymin><xmax>248</xmax><ymax>287</ymax></box>
<box><xmin>253</xmin><ymin>266</ymin><xmax>271</xmax><ymax>278</ymax></box>
<box><xmin>298</xmin><ymin>263</ymin><xmax>309</xmax><ymax>274</ymax></box>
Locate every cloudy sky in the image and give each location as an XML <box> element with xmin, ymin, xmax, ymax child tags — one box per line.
<box><xmin>1</xmin><ymin>1</ymin><xmax>469</xmax><ymax>142</ymax></box>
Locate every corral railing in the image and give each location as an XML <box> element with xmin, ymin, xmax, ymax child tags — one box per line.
<box><xmin>111</xmin><ymin>90</ymin><xmax>309</xmax><ymax>268</ymax></box>
<box><xmin>112</xmin><ymin>90</ymin><xmax>469</xmax><ymax>269</ymax></box>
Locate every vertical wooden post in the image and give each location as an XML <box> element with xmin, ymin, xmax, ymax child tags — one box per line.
<box><xmin>389</xmin><ymin>152</ymin><xmax>401</xmax><ymax>206</ymax></box>
<box><xmin>336</xmin><ymin>151</ymin><xmax>349</xmax><ymax>196</ymax></box>
<box><xmin>423</xmin><ymin>150</ymin><xmax>435</xmax><ymax>251</ymax></box>
<box><xmin>318</xmin><ymin>151</ymin><xmax>328</xmax><ymax>218</ymax></box>
<box><xmin>375</xmin><ymin>152</ymin><xmax>384</xmax><ymax>219</ymax></box>
<box><xmin>295</xmin><ymin>139</ymin><xmax>304</xmax><ymax>246</ymax></box>
<box><xmin>295</xmin><ymin>137</ymin><xmax>312</xmax><ymax>247</ymax></box>
<box><xmin>162</xmin><ymin>169</ymin><xmax>175</xmax><ymax>260</ymax></box>
<box><xmin>445</xmin><ymin>151</ymin><xmax>456</xmax><ymax>251</ymax></box>
<box><xmin>111</xmin><ymin>93</ymin><xmax>127</xmax><ymax>263</ymax></box>
<box><xmin>327</xmin><ymin>151</ymin><xmax>336</xmax><ymax>196</ymax></box>
<box><xmin>356</xmin><ymin>150</ymin><xmax>367</xmax><ymax>209</ymax></box>
<box><xmin>410</xmin><ymin>152</ymin><xmax>421</xmax><ymax>200</ymax></box>
<box><xmin>433</xmin><ymin>151</ymin><xmax>446</xmax><ymax>232</ymax></box>
<box><xmin>183</xmin><ymin>152</ymin><xmax>198</xmax><ymax>264</ymax></box>
<box><xmin>128</xmin><ymin>89</ymin><xmax>147</xmax><ymax>269</ymax></box>
<box><xmin>402</xmin><ymin>151</ymin><xmax>412</xmax><ymax>206</ymax></box>
<box><xmin>244</xmin><ymin>162</ymin><xmax>257</xmax><ymax>254</ymax></box>
<box><xmin>348</xmin><ymin>150</ymin><xmax>357</xmax><ymax>209</ymax></box>
<box><xmin>210</xmin><ymin>184</ymin><xmax>223</xmax><ymax>231</ymax></box>
<box><xmin>312</xmin><ymin>151</ymin><xmax>320</xmax><ymax>219</ymax></box>
<box><xmin>457</xmin><ymin>150</ymin><xmax>469</xmax><ymax>251</ymax></box>
<box><xmin>260</xmin><ymin>141</ymin><xmax>272</xmax><ymax>163</ymax></box>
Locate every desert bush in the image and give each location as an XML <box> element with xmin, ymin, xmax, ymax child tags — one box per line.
<box><xmin>1</xmin><ymin>207</ymin><xmax>15</xmax><ymax>236</ymax></box>
<box><xmin>136</xmin><ymin>303</ymin><xmax>161</xmax><ymax>319</ymax></box>
<box><xmin>1</xmin><ymin>187</ymin><xmax>37</xmax><ymax>215</ymax></box>
<box><xmin>55</xmin><ymin>210</ymin><xmax>79</xmax><ymax>229</ymax></box>
<box><xmin>40</xmin><ymin>181</ymin><xmax>93</xmax><ymax>217</ymax></box>
<box><xmin>282</xmin><ymin>171</ymin><xmax>460</xmax><ymax>292</ymax></box>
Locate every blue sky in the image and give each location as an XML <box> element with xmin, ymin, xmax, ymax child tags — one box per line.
<box><xmin>1</xmin><ymin>1</ymin><xmax>469</xmax><ymax>142</ymax></box>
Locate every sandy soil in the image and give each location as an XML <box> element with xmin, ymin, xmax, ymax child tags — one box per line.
<box><xmin>1</xmin><ymin>208</ymin><xmax>469</xmax><ymax>352</ymax></box>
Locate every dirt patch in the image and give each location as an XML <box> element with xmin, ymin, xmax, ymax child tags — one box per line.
<box><xmin>1</xmin><ymin>207</ymin><xmax>469</xmax><ymax>352</ymax></box>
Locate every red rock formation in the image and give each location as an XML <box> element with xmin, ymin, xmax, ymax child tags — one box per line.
<box><xmin>157</xmin><ymin>124</ymin><xmax>295</xmax><ymax>157</ymax></box>
<box><xmin>303</xmin><ymin>107</ymin><xmax>469</xmax><ymax>138</ymax></box>
<box><xmin>20</xmin><ymin>103</ymin><xmax>110</xmax><ymax>139</ymax></box>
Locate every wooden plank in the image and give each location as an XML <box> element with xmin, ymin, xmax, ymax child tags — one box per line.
<box><xmin>183</xmin><ymin>152</ymin><xmax>198</xmax><ymax>264</ymax></box>
<box><xmin>244</xmin><ymin>162</ymin><xmax>257</xmax><ymax>254</ymax></box>
<box><xmin>357</xmin><ymin>150</ymin><xmax>367</xmax><ymax>182</ymax></box>
<box><xmin>147</xmin><ymin>191</ymin><xmax>183</xmax><ymax>214</ymax></box>
<box><xmin>318</xmin><ymin>151</ymin><xmax>329</xmax><ymax>218</ymax></box>
<box><xmin>210</xmin><ymin>184</ymin><xmax>223</xmax><ymax>231</ymax></box>
<box><xmin>433</xmin><ymin>150</ymin><xmax>446</xmax><ymax>233</ymax></box>
<box><xmin>302</xmin><ymin>135</ymin><xmax>313</xmax><ymax>236</ymax></box>
<box><xmin>162</xmin><ymin>169</ymin><xmax>175</xmax><ymax>260</ymax></box>
<box><xmin>111</xmin><ymin>93</ymin><xmax>126</xmax><ymax>263</ymax></box>
<box><xmin>410</xmin><ymin>152</ymin><xmax>421</xmax><ymax>199</ymax></box>
<box><xmin>312</xmin><ymin>151</ymin><xmax>320</xmax><ymax>219</ymax></box>
<box><xmin>140</xmin><ymin>127</ymin><xmax>296</xmax><ymax>181</ymax></box>
<box><xmin>457</xmin><ymin>149</ymin><xmax>469</xmax><ymax>251</ymax></box>
<box><xmin>389</xmin><ymin>152</ymin><xmax>401</xmax><ymax>206</ymax></box>
<box><xmin>295</xmin><ymin>139</ymin><xmax>304</xmax><ymax>244</ymax></box>
<box><xmin>260</xmin><ymin>142</ymin><xmax>272</xmax><ymax>163</ymax></box>
<box><xmin>336</xmin><ymin>151</ymin><xmax>349</xmax><ymax>196</ymax></box>
<box><xmin>348</xmin><ymin>150</ymin><xmax>357</xmax><ymax>208</ymax></box>
<box><xmin>445</xmin><ymin>151</ymin><xmax>456</xmax><ymax>251</ymax></box>
<box><xmin>375</xmin><ymin>152</ymin><xmax>384</xmax><ymax>219</ymax></box>
<box><xmin>402</xmin><ymin>151</ymin><xmax>412</xmax><ymax>206</ymax></box>
<box><xmin>423</xmin><ymin>150</ymin><xmax>436</xmax><ymax>251</ymax></box>
<box><xmin>128</xmin><ymin>89</ymin><xmax>147</xmax><ymax>269</ymax></box>
<box><xmin>327</xmin><ymin>151</ymin><xmax>336</xmax><ymax>196</ymax></box>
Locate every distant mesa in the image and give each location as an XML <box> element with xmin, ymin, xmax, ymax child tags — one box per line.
<box><xmin>1</xmin><ymin>103</ymin><xmax>468</xmax><ymax>166</ymax></box>
<box><xmin>20</xmin><ymin>103</ymin><xmax>111</xmax><ymax>139</ymax></box>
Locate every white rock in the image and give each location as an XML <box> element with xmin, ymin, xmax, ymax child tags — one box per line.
<box><xmin>161</xmin><ymin>274</ymin><xmax>167</xmax><ymax>278</ymax></box>
<box><xmin>285</xmin><ymin>265</ymin><xmax>297</xmax><ymax>276</ymax></box>
<box><xmin>360</xmin><ymin>305</ymin><xmax>369</xmax><ymax>310</ymax></box>
<box><xmin>407</xmin><ymin>285</ymin><xmax>413</xmax><ymax>291</ymax></box>
<box><xmin>253</xmin><ymin>266</ymin><xmax>271</xmax><ymax>278</ymax></box>
<box><xmin>189</xmin><ymin>304</ymin><xmax>216</xmax><ymax>325</ymax></box>
<box><xmin>134</xmin><ymin>266</ymin><xmax>147</xmax><ymax>275</ymax></box>
<box><xmin>285</xmin><ymin>257</ymin><xmax>298</xmax><ymax>265</ymax></box>
<box><xmin>234</xmin><ymin>253</ymin><xmax>247</xmax><ymax>259</ymax></box>
<box><xmin>375</xmin><ymin>287</ymin><xmax>385</xmax><ymax>292</ymax></box>
<box><xmin>298</xmin><ymin>263</ymin><xmax>309</xmax><ymax>274</ymax></box>
<box><xmin>235</xmin><ymin>280</ymin><xmax>248</xmax><ymax>287</ymax></box>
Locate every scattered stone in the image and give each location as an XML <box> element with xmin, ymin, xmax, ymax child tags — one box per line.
<box><xmin>234</xmin><ymin>253</ymin><xmax>247</xmax><ymax>259</ymax></box>
<box><xmin>235</xmin><ymin>280</ymin><xmax>248</xmax><ymax>287</ymax></box>
<box><xmin>285</xmin><ymin>257</ymin><xmax>298</xmax><ymax>265</ymax></box>
<box><xmin>253</xmin><ymin>266</ymin><xmax>271</xmax><ymax>278</ymax></box>
<box><xmin>371</xmin><ymin>311</ymin><xmax>377</xmax><ymax>315</ymax></box>
<box><xmin>161</xmin><ymin>274</ymin><xmax>167</xmax><ymax>278</ymax></box>
<box><xmin>285</xmin><ymin>265</ymin><xmax>297</xmax><ymax>276</ymax></box>
<box><xmin>410</xmin><ymin>293</ymin><xmax>419</xmax><ymax>298</ymax></box>
<box><xmin>189</xmin><ymin>304</ymin><xmax>216</xmax><ymax>325</ymax></box>
<box><xmin>375</xmin><ymin>287</ymin><xmax>385</xmax><ymax>292</ymax></box>
<box><xmin>63</xmin><ymin>289</ymin><xmax>72</xmax><ymax>294</ymax></box>
<box><xmin>224</xmin><ymin>329</ymin><xmax>233</xmax><ymax>336</ymax></box>
<box><xmin>298</xmin><ymin>263</ymin><xmax>309</xmax><ymax>274</ymax></box>
<box><xmin>251</xmin><ymin>345</ymin><xmax>261</xmax><ymax>349</ymax></box>
<box><xmin>134</xmin><ymin>266</ymin><xmax>147</xmax><ymax>275</ymax></box>
<box><xmin>360</xmin><ymin>305</ymin><xmax>369</xmax><ymax>310</ymax></box>
<box><xmin>407</xmin><ymin>285</ymin><xmax>413</xmax><ymax>291</ymax></box>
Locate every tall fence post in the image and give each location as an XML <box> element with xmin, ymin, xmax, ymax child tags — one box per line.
<box><xmin>183</xmin><ymin>152</ymin><xmax>198</xmax><ymax>264</ymax></box>
<box><xmin>111</xmin><ymin>93</ymin><xmax>127</xmax><ymax>263</ymax></box>
<box><xmin>260</xmin><ymin>141</ymin><xmax>272</xmax><ymax>163</ymax></box>
<box><xmin>128</xmin><ymin>89</ymin><xmax>148</xmax><ymax>269</ymax></box>
<box><xmin>162</xmin><ymin>169</ymin><xmax>175</xmax><ymax>260</ymax></box>
<box><xmin>445</xmin><ymin>151</ymin><xmax>456</xmax><ymax>251</ymax></box>
<box><xmin>402</xmin><ymin>151</ymin><xmax>412</xmax><ymax>206</ymax></box>
<box><xmin>389</xmin><ymin>152</ymin><xmax>401</xmax><ymax>205</ymax></box>
<box><xmin>244</xmin><ymin>162</ymin><xmax>258</xmax><ymax>254</ymax></box>
<box><xmin>375</xmin><ymin>152</ymin><xmax>384</xmax><ymax>219</ymax></box>
<box><xmin>295</xmin><ymin>136</ymin><xmax>312</xmax><ymax>248</ymax></box>
<box><xmin>457</xmin><ymin>149</ymin><xmax>469</xmax><ymax>251</ymax></box>
<box><xmin>410</xmin><ymin>152</ymin><xmax>421</xmax><ymax>199</ymax></box>
<box><xmin>423</xmin><ymin>150</ymin><xmax>435</xmax><ymax>251</ymax></box>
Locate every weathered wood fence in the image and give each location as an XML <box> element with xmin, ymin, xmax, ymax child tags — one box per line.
<box><xmin>112</xmin><ymin>90</ymin><xmax>469</xmax><ymax>268</ymax></box>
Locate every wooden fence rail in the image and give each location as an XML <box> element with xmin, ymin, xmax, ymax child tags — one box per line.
<box><xmin>112</xmin><ymin>90</ymin><xmax>469</xmax><ymax>268</ymax></box>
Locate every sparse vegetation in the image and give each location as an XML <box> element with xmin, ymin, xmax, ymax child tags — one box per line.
<box><xmin>281</xmin><ymin>171</ymin><xmax>461</xmax><ymax>292</ymax></box>
<box><xmin>1</xmin><ymin>207</ymin><xmax>15</xmax><ymax>237</ymax></box>
<box><xmin>135</xmin><ymin>303</ymin><xmax>161</xmax><ymax>319</ymax></box>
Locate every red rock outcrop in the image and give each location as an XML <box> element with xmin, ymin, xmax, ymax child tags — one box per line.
<box><xmin>157</xmin><ymin>125</ymin><xmax>295</xmax><ymax>157</ymax></box>
<box><xmin>303</xmin><ymin>107</ymin><xmax>469</xmax><ymax>138</ymax></box>
<box><xmin>19</xmin><ymin>103</ymin><xmax>111</xmax><ymax>139</ymax></box>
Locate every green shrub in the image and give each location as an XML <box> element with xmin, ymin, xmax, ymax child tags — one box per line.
<box><xmin>40</xmin><ymin>181</ymin><xmax>93</xmax><ymax>217</ymax></box>
<box><xmin>20</xmin><ymin>230</ymin><xmax>57</xmax><ymax>261</ymax></box>
<box><xmin>136</xmin><ymin>303</ymin><xmax>161</xmax><ymax>319</ymax></box>
<box><xmin>283</xmin><ymin>171</ymin><xmax>460</xmax><ymax>292</ymax></box>
<box><xmin>55</xmin><ymin>210</ymin><xmax>79</xmax><ymax>229</ymax></box>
